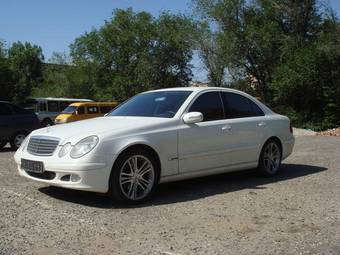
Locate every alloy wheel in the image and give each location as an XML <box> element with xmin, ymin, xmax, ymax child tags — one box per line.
<box><xmin>263</xmin><ymin>142</ymin><xmax>281</xmax><ymax>174</ymax></box>
<box><xmin>119</xmin><ymin>155</ymin><xmax>155</xmax><ymax>201</ymax></box>
<box><xmin>14</xmin><ymin>134</ymin><xmax>26</xmax><ymax>148</ymax></box>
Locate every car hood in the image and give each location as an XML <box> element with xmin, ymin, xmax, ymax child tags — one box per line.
<box><xmin>30</xmin><ymin>116</ymin><xmax>175</xmax><ymax>144</ymax></box>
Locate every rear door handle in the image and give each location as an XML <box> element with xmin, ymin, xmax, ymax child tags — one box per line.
<box><xmin>258</xmin><ymin>121</ymin><xmax>266</xmax><ymax>127</ymax></box>
<box><xmin>221</xmin><ymin>125</ymin><xmax>232</xmax><ymax>132</ymax></box>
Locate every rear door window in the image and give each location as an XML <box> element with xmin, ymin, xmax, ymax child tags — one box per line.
<box><xmin>221</xmin><ymin>92</ymin><xmax>264</xmax><ymax>119</ymax></box>
<box><xmin>189</xmin><ymin>92</ymin><xmax>224</xmax><ymax>121</ymax></box>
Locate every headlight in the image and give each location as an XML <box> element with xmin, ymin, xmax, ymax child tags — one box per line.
<box><xmin>70</xmin><ymin>136</ymin><xmax>99</xmax><ymax>159</ymax></box>
<box><xmin>55</xmin><ymin>118</ymin><xmax>67</xmax><ymax>124</ymax></box>
<box><xmin>58</xmin><ymin>143</ymin><xmax>72</xmax><ymax>158</ymax></box>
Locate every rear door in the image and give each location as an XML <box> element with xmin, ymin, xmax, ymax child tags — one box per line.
<box><xmin>220</xmin><ymin>92</ymin><xmax>267</xmax><ymax>165</ymax></box>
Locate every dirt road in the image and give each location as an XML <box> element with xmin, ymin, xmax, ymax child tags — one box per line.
<box><xmin>0</xmin><ymin>136</ymin><xmax>339</xmax><ymax>255</ymax></box>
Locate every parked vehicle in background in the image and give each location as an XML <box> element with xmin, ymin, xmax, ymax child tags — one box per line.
<box><xmin>0</xmin><ymin>101</ymin><xmax>41</xmax><ymax>150</ymax></box>
<box><xmin>54</xmin><ymin>102</ymin><xmax>118</xmax><ymax>124</ymax></box>
<box><xmin>14</xmin><ymin>87</ymin><xmax>294</xmax><ymax>204</ymax></box>
<box><xmin>23</xmin><ymin>98</ymin><xmax>93</xmax><ymax>126</ymax></box>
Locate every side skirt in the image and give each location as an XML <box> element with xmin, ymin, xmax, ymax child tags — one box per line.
<box><xmin>159</xmin><ymin>162</ymin><xmax>258</xmax><ymax>184</ymax></box>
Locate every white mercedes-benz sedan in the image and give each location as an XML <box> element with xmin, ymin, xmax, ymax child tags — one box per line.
<box><xmin>14</xmin><ymin>87</ymin><xmax>294</xmax><ymax>203</ymax></box>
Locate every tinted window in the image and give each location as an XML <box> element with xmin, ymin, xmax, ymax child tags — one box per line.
<box><xmin>100</xmin><ymin>106</ymin><xmax>112</xmax><ymax>114</ymax></box>
<box><xmin>109</xmin><ymin>91</ymin><xmax>192</xmax><ymax>118</ymax></box>
<box><xmin>87</xmin><ymin>106</ymin><xmax>99</xmax><ymax>114</ymax></box>
<box><xmin>48</xmin><ymin>101</ymin><xmax>59</xmax><ymax>112</ymax></box>
<box><xmin>11</xmin><ymin>104</ymin><xmax>30</xmax><ymax>115</ymax></box>
<box><xmin>77</xmin><ymin>106</ymin><xmax>84</xmax><ymax>114</ymax></box>
<box><xmin>189</xmin><ymin>92</ymin><xmax>224</xmax><ymax>121</ymax></box>
<box><xmin>0</xmin><ymin>103</ymin><xmax>12</xmax><ymax>115</ymax></box>
<box><xmin>221</xmin><ymin>92</ymin><xmax>264</xmax><ymax>118</ymax></box>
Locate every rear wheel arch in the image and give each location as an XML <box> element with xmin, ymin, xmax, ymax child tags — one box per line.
<box><xmin>265</xmin><ymin>136</ymin><xmax>282</xmax><ymax>154</ymax></box>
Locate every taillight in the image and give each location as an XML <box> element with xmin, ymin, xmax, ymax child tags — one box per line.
<box><xmin>289</xmin><ymin>121</ymin><xmax>293</xmax><ymax>134</ymax></box>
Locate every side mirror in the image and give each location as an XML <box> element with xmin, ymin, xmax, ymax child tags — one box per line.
<box><xmin>183</xmin><ymin>112</ymin><xmax>203</xmax><ymax>124</ymax></box>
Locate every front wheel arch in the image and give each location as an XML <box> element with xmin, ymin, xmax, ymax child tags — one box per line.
<box><xmin>112</xmin><ymin>144</ymin><xmax>161</xmax><ymax>179</ymax></box>
<box><xmin>108</xmin><ymin>144</ymin><xmax>162</xmax><ymax>203</ymax></box>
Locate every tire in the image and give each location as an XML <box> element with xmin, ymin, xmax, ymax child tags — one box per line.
<box><xmin>257</xmin><ymin>139</ymin><xmax>282</xmax><ymax>177</ymax></box>
<box><xmin>0</xmin><ymin>141</ymin><xmax>7</xmax><ymax>149</ymax></box>
<box><xmin>108</xmin><ymin>148</ymin><xmax>160</xmax><ymax>204</ymax></box>
<box><xmin>42</xmin><ymin>118</ymin><xmax>54</xmax><ymax>127</ymax></box>
<box><xmin>10</xmin><ymin>132</ymin><xmax>27</xmax><ymax>150</ymax></box>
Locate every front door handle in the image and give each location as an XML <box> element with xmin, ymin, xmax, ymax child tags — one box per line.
<box><xmin>221</xmin><ymin>125</ymin><xmax>232</xmax><ymax>132</ymax></box>
<box><xmin>258</xmin><ymin>121</ymin><xmax>266</xmax><ymax>127</ymax></box>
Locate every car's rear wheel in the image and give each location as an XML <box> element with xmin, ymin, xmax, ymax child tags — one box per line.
<box><xmin>0</xmin><ymin>141</ymin><xmax>7</xmax><ymax>149</ymax></box>
<box><xmin>258</xmin><ymin>139</ymin><xmax>282</xmax><ymax>176</ymax></box>
<box><xmin>10</xmin><ymin>132</ymin><xmax>27</xmax><ymax>150</ymax></box>
<box><xmin>108</xmin><ymin>148</ymin><xmax>159</xmax><ymax>204</ymax></box>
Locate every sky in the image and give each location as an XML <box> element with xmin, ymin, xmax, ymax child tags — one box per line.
<box><xmin>1</xmin><ymin>0</ymin><xmax>340</xmax><ymax>81</ymax></box>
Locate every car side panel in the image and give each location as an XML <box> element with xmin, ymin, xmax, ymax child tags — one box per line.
<box><xmin>100</xmin><ymin>128</ymin><xmax>179</xmax><ymax>177</ymax></box>
<box><xmin>262</xmin><ymin>114</ymin><xmax>295</xmax><ymax>160</ymax></box>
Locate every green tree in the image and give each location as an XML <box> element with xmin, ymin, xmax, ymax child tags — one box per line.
<box><xmin>8</xmin><ymin>42</ymin><xmax>44</xmax><ymax>103</ymax></box>
<box><xmin>194</xmin><ymin>0</ymin><xmax>339</xmax><ymax>129</ymax></box>
<box><xmin>70</xmin><ymin>8</ymin><xmax>196</xmax><ymax>101</ymax></box>
<box><xmin>0</xmin><ymin>40</ymin><xmax>14</xmax><ymax>101</ymax></box>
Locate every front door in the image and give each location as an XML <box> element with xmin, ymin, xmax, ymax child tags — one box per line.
<box><xmin>178</xmin><ymin>91</ymin><xmax>232</xmax><ymax>173</ymax></box>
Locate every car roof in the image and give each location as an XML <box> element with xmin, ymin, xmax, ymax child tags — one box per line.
<box><xmin>29</xmin><ymin>97</ymin><xmax>93</xmax><ymax>102</ymax></box>
<box><xmin>70</xmin><ymin>102</ymin><xmax>118</xmax><ymax>107</ymax></box>
<box><xmin>147</xmin><ymin>87</ymin><xmax>246</xmax><ymax>93</ymax></box>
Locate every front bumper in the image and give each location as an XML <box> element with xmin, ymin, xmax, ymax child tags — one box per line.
<box><xmin>14</xmin><ymin>149</ymin><xmax>114</xmax><ymax>193</ymax></box>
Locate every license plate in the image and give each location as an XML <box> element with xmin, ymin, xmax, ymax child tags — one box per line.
<box><xmin>21</xmin><ymin>159</ymin><xmax>44</xmax><ymax>173</ymax></box>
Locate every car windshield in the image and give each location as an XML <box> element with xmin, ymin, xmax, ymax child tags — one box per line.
<box><xmin>108</xmin><ymin>91</ymin><xmax>192</xmax><ymax>118</ymax></box>
<box><xmin>62</xmin><ymin>106</ymin><xmax>77</xmax><ymax>114</ymax></box>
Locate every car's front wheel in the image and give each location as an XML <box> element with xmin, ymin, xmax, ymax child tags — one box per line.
<box><xmin>258</xmin><ymin>139</ymin><xmax>282</xmax><ymax>176</ymax></box>
<box><xmin>109</xmin><ymin>148</ymin><xmax>159</xmax><ymax>204</ymax></box>
<box><xmin>10</xmin><ymin>132</ymin><xmax>27</xmax><ymax>150</ymax></box>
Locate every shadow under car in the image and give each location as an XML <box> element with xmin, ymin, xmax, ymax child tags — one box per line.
<box><xmin>38</xmin><ymin>163</ymin><xmax>327</xmax><ymax>208</ymax></box>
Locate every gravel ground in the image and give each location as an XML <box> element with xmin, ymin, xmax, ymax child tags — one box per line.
<box><xmin>0</xmin><ymin>136</ymin><xmax>340</xmax><ymax>255</ymax></box>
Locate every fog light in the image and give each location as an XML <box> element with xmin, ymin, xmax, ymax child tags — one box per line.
<box><xmin>70</xmin><ymin>174</ymin><xmax>81</xmax><ymax>182</ymax></box>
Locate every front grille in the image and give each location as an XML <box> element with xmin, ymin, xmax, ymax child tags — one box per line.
<box><xmin>27</xmin><ymin>136</ymin><xmax>60</xmax><ymax>156</ymax></box>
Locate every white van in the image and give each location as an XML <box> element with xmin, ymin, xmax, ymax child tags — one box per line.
<box><xmin>24</xmin><ymin>97</ymin><xmax>92</xmax><ymax>126</ymax></box>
